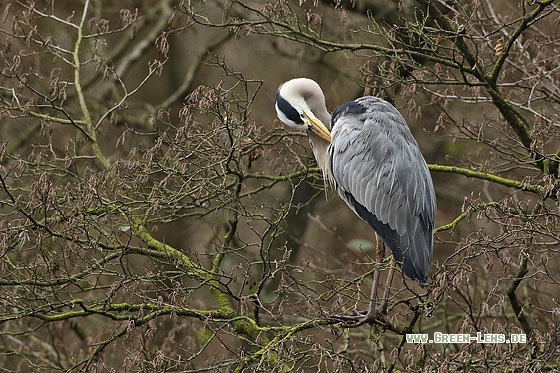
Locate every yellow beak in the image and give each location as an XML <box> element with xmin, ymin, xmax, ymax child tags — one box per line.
<box><xmin>302</xmin><ymin>110</ymin><xmax>331</xmax><ymax>142</ymax></box>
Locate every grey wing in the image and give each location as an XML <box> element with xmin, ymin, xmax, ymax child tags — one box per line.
<box><xmin>329</xmin><ymin>97</ymin><xmax>436</xmax><ymax>284</ymax></box>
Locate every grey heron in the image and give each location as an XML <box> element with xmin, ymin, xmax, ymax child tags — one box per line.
<box><xmin>275</xmin><ymin>78</ymin><xmax>436</xmax><ymax>326</ymax></box>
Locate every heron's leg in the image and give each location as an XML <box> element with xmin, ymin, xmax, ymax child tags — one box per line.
<box><xmin>376</xmin><ymin>257</ymin><xmax>395</xmax><ymax>316</ymax></box>
<box><xmin>363</xmin><ymin>257</ymin><xmax>381</xmax><ymax>315</ymax></box>
<box><xmin>332</xmin><ymin>235</ymin><xmax>388</xmax><ymax>327</ymax></box>
<box><xmin>359</xmin><ymin>235</ymin><xmax>386</xmax><ymax>320</ymax></box>
<box><xmin>355</xmin><ymin>234</ymin><xmax>386</xmax><ymax>313</ymax></box>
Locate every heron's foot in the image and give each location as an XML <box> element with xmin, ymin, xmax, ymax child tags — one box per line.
<box><xmin>332</xmin><ymin>307</ymin><xmax>389</xmax><ymax>328</ymax></box>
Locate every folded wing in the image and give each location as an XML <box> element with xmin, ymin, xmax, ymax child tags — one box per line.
<box><xmin>329</xmin><ymin>97</ymin><xmax>436</xmax><ymax>283</ymax></box>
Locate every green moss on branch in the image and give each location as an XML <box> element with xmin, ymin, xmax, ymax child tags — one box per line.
<box><xmin>429</xmin><ymin>164</ymin><xmax>545</xmax><ymax>195</ymax></box>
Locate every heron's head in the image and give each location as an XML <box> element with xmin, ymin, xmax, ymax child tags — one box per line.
<box><xmin>275</xmin><ymin>78</ymin><xmax>331</xmax><ymax>142</ymax></box>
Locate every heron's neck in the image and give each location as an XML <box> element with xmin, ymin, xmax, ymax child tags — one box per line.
<box><xmin>308</xmin><ymin>132</ymin><xmax>334</xmax><ymax>188</ymax></box>
<box><xmin>317</xmin><ymin>110</ymin><xmax>332</xmax><ymax>130</ymax></box>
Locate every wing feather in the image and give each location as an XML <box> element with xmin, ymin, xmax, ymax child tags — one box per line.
<box><xmin>329</xmin><ymin>97</ymin><xmax>436</xmax><ymax>283</ymax></box>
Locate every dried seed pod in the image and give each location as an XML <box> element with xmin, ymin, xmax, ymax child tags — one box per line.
<box><xmin>494</xmin><ymin>36</ymin><xmax>504</xmax><ymax>56</ymax></box>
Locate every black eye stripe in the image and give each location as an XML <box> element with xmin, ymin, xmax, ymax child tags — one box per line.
<box><xmin>276</xmin><ymin>91</ymin><xmax>304</xmax><ymax>124</ymax></box>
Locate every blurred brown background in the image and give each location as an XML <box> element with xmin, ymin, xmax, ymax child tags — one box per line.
<box><xmin>0</xmin><ymin>0</ymin><xmax>558</xmax><ymax>371</ymax></box>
